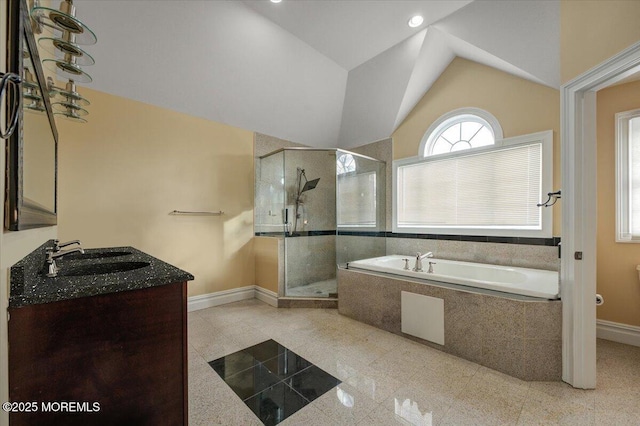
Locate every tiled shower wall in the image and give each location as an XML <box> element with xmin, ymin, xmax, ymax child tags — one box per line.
<box><xmin>285</xmin><ymin>235</ymin><xmax>336</xmax><ymax>288</ymax></box>
<box><xmin>283</xmin><ymin>150</ymin><xmax>337</xmax><ymax>233</ymax></box>
<box><xmin>336</xmin><ymin>235</ymin><xmax>386</xmax><ymax>265</ymax></box>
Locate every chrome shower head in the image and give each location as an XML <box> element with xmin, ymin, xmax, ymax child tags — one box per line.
<box><xmin>301</xmin><ymin>178</ymin><xmax>320</xmax><ymax>193</ymax></box>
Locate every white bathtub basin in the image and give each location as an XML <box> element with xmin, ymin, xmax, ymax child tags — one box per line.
<box><xmin>347</xmin><ymin>255</ymin><xmax>559</xmax><ymax>299</ymax></box>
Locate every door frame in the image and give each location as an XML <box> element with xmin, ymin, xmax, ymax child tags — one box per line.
<box><xmin>561</xmin><ymin>40</ymin><xmax>640</xmax><ymax>389</ymax></box>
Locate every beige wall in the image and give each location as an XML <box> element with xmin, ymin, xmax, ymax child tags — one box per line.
<box><xmin>392</xmin><ymin>57</ymin><xmax>561</xmax><ymax>234</ymax></box>
<box><xmin>596</xmin><ymin>80</ymin><xmax>640</xmax><ymax>327</ymax></box>
<box><xmin>254</xmin><ymin>236</ymin><xmax>280</xmax><ymax>293</ymax></box>
<box><xmin>561</xmin><ymin>0</ymin><xmax>640</xmax><ymax>84</ymax></box>
<box><xmin>57</xmin><ymin>88</ymin><xmax>255</xmax><ymax>297</ymax></box>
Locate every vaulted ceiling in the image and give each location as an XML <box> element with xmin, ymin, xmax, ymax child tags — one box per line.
<box><xmin>75</xmin><ymin>0</ymin><xmax>559</xmax><ymax>148</ymax></box>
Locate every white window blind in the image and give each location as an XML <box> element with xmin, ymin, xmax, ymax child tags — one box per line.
<box><xmin>630</xmin><ymin>117</ymin><xmax>640</xmax><ymax>237</ymax></box>
<box><xmin>337</xmin><ymin>172</ymin><xmax>376</xmax><ymax>227</ymax></box>
<box><xmin>397</xmin><ymin>143</ymin><xmax>542</xmax><ymax>229</ymax></box>
<box><xmin>616</xmin><ymin>110</ymin><xmax>640</xmax><ymax>242</ymax></box>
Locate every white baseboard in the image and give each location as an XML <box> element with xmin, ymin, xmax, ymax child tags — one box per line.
<box><xmin>596</xmin><ymin>319</ymin><xmax>640</xmax><ymax>347</ymax></box>
<box><xmin>187</xmin><ymin>285</ymin><xmax>279</xmax><ymax>311</ymax></box>
<box><xmin>255</xmin><ymin>286</ymin><xmax>278</xmax><ymax>307</ymax></box>
<box><xmin>187</xmin><ymin>285</ymin><xmax>256</xmax><ymax>312</ymax></box>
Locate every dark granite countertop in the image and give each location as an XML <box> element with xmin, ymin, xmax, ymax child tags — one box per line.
<box><xmin>9</xmin><ymin>240</ymin><xmax>194</xmax><ymax>308</ymax></box>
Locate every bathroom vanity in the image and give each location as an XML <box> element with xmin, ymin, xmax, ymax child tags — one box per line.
<box><xmin>8</xmin><ymin>241</ymin><xmax>194</xmax><ymax>425</ymax></box>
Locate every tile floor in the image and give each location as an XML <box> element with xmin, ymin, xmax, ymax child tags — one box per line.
<box><xmin>209</xmin><ymin>339</ymin><xmax>341</xmax><ymax>424</ymax></box>
<box><xmin>188</xmin><ymin>299</ymin><xmax>640</xmax><ymax>425</ymax></box>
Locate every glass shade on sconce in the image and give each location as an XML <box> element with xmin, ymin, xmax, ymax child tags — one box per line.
<box><xmin>34</xmin><ymin>4</ymin><xmax>96</xmax><ymax>83</ymax></box>
<box><xmin>51</xmin><ymin>80</ymin><xmax>88</xmax><ymax>123</ymax></box>
<box><xmin>21</xmin><ymin>68</ymin><xmax>39</xmax><ymax>92</ymax></box>
<box><xmin>21</xmin><ymin>68</ymin><xmax>45</xmax><ymax>111</ymax></box>
<box><xmin>31</xmin><ymin>1</ymin><xmax>97</xmax><ymax>45</ymax></box>
<box><xmin>53</xmin><ymin>102</ymin><xmax>88</xmax><ymax>116</ymax></box>
<box><xmin>23</xmin><ymin>92</ymin><xmax>42</xmax><ymax>102</ymax></box>
<box><xmin>42</xmin><ymin>58</ymin><xmax>93</xmax><ymax>83</ymax></box>
<box><xmin>50</xmin><ymin>83</ymin><xmax>90</xmax><ymax>107</ymax></box>
<box><xmin>25</xmin><ymin>98</ymin><xmax>46</xmax><ymax>113</ymax></box>
<box><xmin>54</xmin><ymin>109</ymin><xmax>87</xmax><ymax>123</ymax></box>
<box><xmin>38</xmin><ymin>37</ymin><xmax>95</xmax><ymax>66</ymax></box>
<box><xmin>31</xmin><ymin>0</ymin><xmax>96</xmax><ymax>123</ymax></box>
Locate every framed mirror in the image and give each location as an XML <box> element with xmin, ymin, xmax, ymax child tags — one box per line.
<box><xmin>5</xmin><ymin>0</ymin><xmax>58</xmax><ymax>230</ymax></box>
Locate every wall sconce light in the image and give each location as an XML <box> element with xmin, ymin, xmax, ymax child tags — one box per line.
<box><xmin>29</xmin><ymin>0</ymin><xmax>96</xmax><ymax>123</ymax></box>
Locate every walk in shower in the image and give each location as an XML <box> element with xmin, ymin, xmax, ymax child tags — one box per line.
<box><xmin>256</xmin><ymin>148</ymin><xmax>386</xmax><ymax>298</ymax></box>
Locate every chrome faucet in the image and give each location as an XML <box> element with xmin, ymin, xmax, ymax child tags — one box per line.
<box><xmin>53</xmin><ymin>239</ymin><xmax>81</xmax><ymax>252</ymax></box>
<box><xmin>45</xmin><ymin>247</ymin><xmax>85</xmax><ymax>277</ymax></box>
<box><xmin>413</xmin><ymin>252</ymin><xmax>433</xmax><ymax>272</ymax></box>
<box><xmin>402</xmin><ymin>258</ymin><xmax>410</xmax><ymax>270</ymax></box>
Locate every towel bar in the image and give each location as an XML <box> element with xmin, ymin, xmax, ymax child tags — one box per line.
<box><xmin>169</xmin><ymin>210</ymin><xmax>224</xmax><ymax>216</ymax></box>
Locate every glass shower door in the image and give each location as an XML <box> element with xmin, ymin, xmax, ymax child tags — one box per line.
<box><xmin>284</xmin><ymin>149</ymin><xmax>337</xmax><ymax>297</ymax></box>
<box><xmin>255</xmin><ymin>150</ymin><xmax>285</xmax><ymax>236</ymax></box>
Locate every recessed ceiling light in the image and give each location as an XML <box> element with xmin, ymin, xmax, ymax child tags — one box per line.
<box><xmin>408</xmin><ymin>15</ymin><xmax>424</xmax><ymax>28</ymax></box>
<box><xmin>270</xmin><ymin>0</ymin><xmax>282</xmax><ymax>3</ymax></box>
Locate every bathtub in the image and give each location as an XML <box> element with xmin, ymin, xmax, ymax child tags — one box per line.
<box><xmin>346</xmin><ymin>255</ymin><xmax>559</xmax><ymax>300</ymax></box>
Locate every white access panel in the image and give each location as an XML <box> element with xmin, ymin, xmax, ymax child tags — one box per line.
<box><xmin>401</xmin><ymin>291</ymin><xmax>445</xmax><ymax>345</ymax></box>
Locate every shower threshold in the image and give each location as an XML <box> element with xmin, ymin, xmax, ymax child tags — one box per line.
<box><xmin>285</xmin><ymin>278</ymin><xmax>337</xmax><ymax>298</ymax></box>
<box><xmin>277</xmin><ymin>296</ymin><xmax>338</xmax><ymax>309</ymax></box>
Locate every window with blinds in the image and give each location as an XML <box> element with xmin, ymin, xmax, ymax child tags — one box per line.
<box><xmin>394</xmin><ymin>130</ymin><xmax>553</xmax><ymax>237</ymax></box>
<box><xmin>337</xmin><ymin>172</ymin><xmax>376</xmax><ymax>227</ymax></box>
<box><xmin>616</xmin><ymin>109</ymin><xmax>640</xmax><ymax>242</ymax></box>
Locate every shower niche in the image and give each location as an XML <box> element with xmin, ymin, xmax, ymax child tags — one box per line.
<box><xmin>256</xmin><ymin>148</ymin><xmax>386</xmax><ymax>299</ymax></box>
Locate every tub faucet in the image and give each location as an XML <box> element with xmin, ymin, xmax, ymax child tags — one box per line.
<box><xmin>413</xmin><ymin>252</ymin><xmax>433</xmax><ymax>272</ymax></box>
<box><xmin>402</xmin><ymin>258</ymin><xmax>410</xmax><ymax>270</ymax></box>
<box><xmin>45</xmin><ymin>247</ymin><xmax>85</xmax><ymax>277</ymax></box>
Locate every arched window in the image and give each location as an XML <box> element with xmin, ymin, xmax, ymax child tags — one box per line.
<box><xmin>419</xmin><ymin>108</ymin><xmax>504</xmax><ymax>157</ymax></box>
<box><xmin>336</xmin><ymin>152</ymin><xmax>356</xmax><ymax>175</ymax></box>
<box><xmin>395</xmin><ymin>108</ymin><xmax>553</xmax><ymax>238</ymax></box>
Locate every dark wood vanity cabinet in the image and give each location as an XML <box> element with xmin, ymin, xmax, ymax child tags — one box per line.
<box><xmin>8</xmin><ymin>281</ymin><xmax>188</xmax><ymax>426</ymax></box>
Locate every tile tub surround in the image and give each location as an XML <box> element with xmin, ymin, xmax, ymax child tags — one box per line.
<box><xmin>336</xmin><ymin>234</ymin><xmax>386</xmax><ymax>265</ymax></box>
<box><xmin>9</xmin><ymin>240</ymin><xmax>194</xmax><ymax>308</ymax></box>
<box><xmin>337</xmin><ymin>268</ymin><xmax>562</xmax><ymax>381</ymax></box>
<box><xmin>209</xmin><ymin>339</ymin><xmax>340</xmax><ymax>425</ymax></box>
<box><xmin>386</xmin><ymin>237</ymin><xmax>559</xmax><ymax>272</ymax></box>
